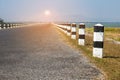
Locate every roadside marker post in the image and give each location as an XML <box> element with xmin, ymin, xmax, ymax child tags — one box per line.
<box><xmin>67</xmin><ymin>24</ymin><xmax>71</xmax><ymax>36</ymax></box>
<box><xmin>71</xmin><ymin>23</ymin><xmax>76</xmax><ymax>39</ymax></box>
<box><xmin>93</xmin><ymin>24</ymin><xmax>104</xmax><ymax>58</ymax></box>
<box><xmin>78</xmin><ymin>23</ymin><xmax>85</xmax><ymax>46</ymax></box>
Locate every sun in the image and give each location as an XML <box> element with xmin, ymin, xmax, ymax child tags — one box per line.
<box><xmin>44</xmin><ymin>10</ymin><xmax>51</xmax><ymax>16</ymax></box>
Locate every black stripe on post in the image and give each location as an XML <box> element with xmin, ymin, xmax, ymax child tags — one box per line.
<box><xmin>72</xmin><ymin>23</ymin><xmax>76</xmax><ymax>27</ymax></box>
<box><xmin>94</xmin><ymin>41</ymin><xmax>103</xmax><ymax>48</ymax></box>
<box><xmin>79</xmin><ymin>25</ymin><xmax>85</xmax><ymax>28</ymax></box>
<box><xmin>79</xmin><ymin>35</ymin><xmax>85</xmax><ymax>39</ymax></box>
<box><xmin>71</xmin><ymin>32</ymin><xmax>76</xmax><ymax>35</ymax></box>
<box><xmin>94</xmin><ymin>26</ymin><xmax>104</xmax><ymax>32</ymax></box>
<box><xmin>67</xmin><ymin>30</ymin><xmax>71</xmax><ymax>32</ymax></box>
<box><xmin>67</xmin><ymin>24</ymin><xmax>71</xmax><ymax>26</ymax></box>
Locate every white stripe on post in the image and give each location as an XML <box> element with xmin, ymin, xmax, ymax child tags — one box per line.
<box><xmin>71</xmin><ymin>23</ymin><xmax>76</xmax><ymax>39</ymax></box>
<box><xmin>93</xmin><ymin>24</ymin><xmax>104</xmax><ymax>58</ymax></box>
<box><xmin>78</xmin><ymin>23</ymin><xmax>85</xmax><ymax>46</ymax></box>
<box><xmin>94</xmin><ymin>32</ymin><xmax>104</xmax><ymax>41</ymax></box>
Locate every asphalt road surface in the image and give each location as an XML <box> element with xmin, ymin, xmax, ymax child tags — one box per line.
<box><xmin>0</xmin><ymin>24</ymin><xmax>103</xmax><ymax>80</ymax></box>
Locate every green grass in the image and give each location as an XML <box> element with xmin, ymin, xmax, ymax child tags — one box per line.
<box><xmin>57</xmin><ymin>27</ymin><xmax>120</xmax><ymax>80</ymax></box>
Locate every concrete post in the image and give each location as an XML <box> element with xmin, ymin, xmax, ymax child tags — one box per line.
<box><xmin>16</xmin><ymin>24</ymin><xmax>18</xmax><ymax>28</ymax></box>
<box><xmin>78</xmin><ymin>23</ymin><xmax>85</xmax><ymax>46</ymax></box>
<box><xmin>93</xmin><ymin>24</ymin><xmax>104</xmax><ymax>58</ymax></box>
<box><xmin>3</xmin><ymin>24</ymin><xmax>6</xmax><ymax>29</ymax></box>
<box><xmin>64</xmin><ymin>24</ymin><xmax>67</xmax><ymax>34</ymax></box>
<box><xmin>71</xmin><ymin>23</ymin><xmax>76</xmax><ymax>39</ymax></box>
<box><xmin>8</xmin><ymin>23</ymin><xmax>11</xmax><ymax>28</ymax></box>
<box><xmin>0</xmin><ymin>24</ymin><xmax>1</xmax><ymax>29</ymax></box>
<box><xmin>67</xmin><ymin>24</ymin><xmax>71</xmax><ymax>36</ymax></box>
<box><xmin>61</xmin><ymin>25</ymin><xmax>66</xmax><ymax>33</ymax></box>
<box><xmin>7</xmin><ymin>24</ymin><xmax>9</xmax><ymax>29</ymax></box>
<box><xmin>10</xmin><ymin>24</ymin><xmax>12</xmax><ymax>28</ymax></box>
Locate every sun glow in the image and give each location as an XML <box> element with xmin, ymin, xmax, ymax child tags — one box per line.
<box><xmin>44</xmin><ymin>10</ymin><xmax>51</xmax><ymax>16</ymax></box>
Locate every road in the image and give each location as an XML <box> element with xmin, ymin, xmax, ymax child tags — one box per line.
<box><xmin>0</xmin><ymin>24</ymin><xmax>103</xmax><ymax>80</ymax></box>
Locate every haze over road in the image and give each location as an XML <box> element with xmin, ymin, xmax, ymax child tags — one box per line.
<box><xmin>0</xmin><ymin>24</ymin><xmax>103</xmax><ymax>80</ymax></box>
